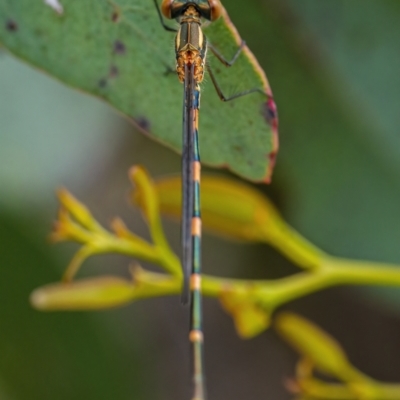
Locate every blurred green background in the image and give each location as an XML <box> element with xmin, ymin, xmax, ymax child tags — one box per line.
<box><xmin>1</xmin><ymin>0</ymin><xmax>400</xmax><ymax>399</ymax></box>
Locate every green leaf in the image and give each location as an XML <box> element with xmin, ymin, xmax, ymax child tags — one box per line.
<box><xmin>0</xmin><ymin>0</ymin><xmax>277</xmax><ymax>182</ymax></box>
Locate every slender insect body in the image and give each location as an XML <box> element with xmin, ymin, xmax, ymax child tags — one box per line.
<box><xmin>155</xmin><ymin>1</ymin><xmax>270</xmax><ymax>398</ymax></box>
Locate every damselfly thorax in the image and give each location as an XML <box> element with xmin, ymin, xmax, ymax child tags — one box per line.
<box><xmin>175</xmin><ymin>6</ymin><xmax>206</xmax><ymax>83</ymax></box>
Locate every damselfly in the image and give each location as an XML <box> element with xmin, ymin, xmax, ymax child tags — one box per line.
<box><xmin>153</xmin><ymin>1</ymin><xmax>272</xmax><ymax>398</ymax></box>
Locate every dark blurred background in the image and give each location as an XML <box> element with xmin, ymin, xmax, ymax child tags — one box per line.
<box><xmin>1</xmin><ymin>0</ymin><xmax>400</xmax><ymax>399</ymax></box>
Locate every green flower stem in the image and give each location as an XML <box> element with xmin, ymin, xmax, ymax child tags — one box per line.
<box><xmin>327</xmin><ymin>257</ymin><xmax>400</xmax><ymax>286</ymax></box>
<box><xmin>253</xmin><ymin>256</ymin><xmax>400</xmax><ymax>310</ymax></box>
<box><xmin>131</xmin><ymin>267</ymin><xmax>181</xmax><ymax>300</ymax></box>
<box><xmin>130</xmin><ymin>256</ymin><xmax>400</xmax><ymax>315</ymax></box>
<box><xmin>265</xmin><ymin>257</ymin><xmax>400</xmax><ymax>307</ymax></box>
<box><xmin>96</xmin><ymin>235</ymin><xmax>182</xmax><ymax>278</ymax></box>
<box><xmin>379</xmin><ymin>385</ymin><xmax>400</xmax><ymax>400</ymax></box>
<box><xmin>62</xmin><ymin>234</ymin><xmax>182</xmax><ymax>281</ymax></box>
<box><xmin>261</xmin><ymin>220</ymin><xmax>325</xmax><ymax>271</ymax></box>
<box><xmin>298</xmin><ymin>378</ymin><xmax>400</xmax><ymax>400</ymax></box>
<box><xmin>62</xmin><ymin>246</ymin><xmax>96</xmax><ymax>282</ymax></box>
<box><xmin>129</xmin><ymin>167</ymin><xmax>174</xmax><ymax>257</ymax></box>
<box><xmin>300</xmin><ymin>380</ymin><xmax>362</xmax><ymax>400</ymax></box>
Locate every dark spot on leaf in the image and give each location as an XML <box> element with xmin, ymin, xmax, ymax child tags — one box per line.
<box><xmin>113</xmin><ymin>40</ymin><xmax>126</xmax><ymax>55</ymax></box>
<box><xmin>111</xmin><ymin>11</ymin><xmax>120</xmax><ymax>23</ymax></box>
<box><xmin>109</xmin><ymin>65</ymin><xmax>119</xmax><ymax>78</ymax></box>
<box><xmin>134</xmin><ymin>116</ymin><xmax>151</xmax><ymax>131</ymax></box>
<box><xmin>98</xmin><ymin>78</ymin><xmax>108</xmax><ymax>88</ymax></box>
<box><xmin>6</xmin><ymin>19</ymin><xmax>18</xmax><ymax>32</ymax></box>
<box><xmin>262</xmin><ymin>98</ymin><xmax>278</xmax><ymax>130</ymax></box>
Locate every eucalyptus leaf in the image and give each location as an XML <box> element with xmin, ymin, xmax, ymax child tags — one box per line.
<box><xmin>0</xmin><ymin>0</ymin><xmax>277</xmax><ymax>182</ymax></box>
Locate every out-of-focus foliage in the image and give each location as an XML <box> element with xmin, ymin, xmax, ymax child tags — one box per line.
<box><xmin>0</xmin><ymin>212</ymin><xmax>148</xmax><ymax>400</ymax></box>
<box><xmin>0</xmin><ymin>56</ymin><xmax>124</xmax><ymax>209</ymax></box>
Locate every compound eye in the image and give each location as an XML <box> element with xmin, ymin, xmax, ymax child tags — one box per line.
<box><xmin>161</xmin><ymin>0</ymin><xmax>174</xmax><ymax>18</ymax></box>
<box><xmin>208</xmin><ymin>0</ymin><xmax>223</xmax><ymax>21</ymax></box>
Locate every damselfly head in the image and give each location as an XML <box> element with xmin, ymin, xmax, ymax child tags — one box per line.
<box><xmin>160</xmin><ymin>0</ymin><xmax>174</xmax><ymax>18</ymax></box>
<box><xmin>161</xmin><ymin>0</ymin><xmax>223</xmax><ymax>21</ymax></box>
<box><xmin>207</xmin><ymin>0</ymin><xmax>223</xmax><ymax>21</ymax></box>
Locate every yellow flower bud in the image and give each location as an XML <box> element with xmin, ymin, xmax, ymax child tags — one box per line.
<box><xmin>155</xmin><ymin>175</ymin><xmax>281</xmax><ymax>242</ymax></box>
<box><xmin>129</xmin><ymin>166</ymin><xmax>159</xmax><ymax>229</ymax></box>
<box><xmin>57</xmin><ymin>188</ymin><xmax>98</xmax><ymax>230</ymax></box>
<box><xmin>220</xmin><ymin>291</ymin><xmax>270</xmax><ymax>338</ymax></box>
<box><xmin>275</xmin><ymin>313</ymin><xmax>356</xmax><ymax>380</ymax></box>
<box><xmin>30</xmin><ymin>276</ymin><xmax>136</xmax><ymax>310</ymax></box>
<box><xmin>154</xmin><ymin>175</ymin><xmax>323</xmax><ymax>270</ymax></box>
